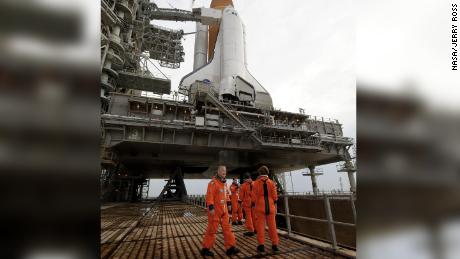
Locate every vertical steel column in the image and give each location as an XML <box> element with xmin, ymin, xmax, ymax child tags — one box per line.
<box><xmin>324</xmin><ymin>195</ymin><xmax>338</xmax><ymax>250</ymax></box>
<box><xmin>307</xmin><ymin>165</ymin><xmax>321</xmax><ymax>195</ymax></box>
<box><xmin>101</xmin><ymin>44</ymin><xmax>110</xmax><ymax>72</ymax></box>
<box><xmin>344</xmin><ymin>160</ymin><xmax>357</xmax><ymax>193</ymax></box>
<box><xmin>350</xmin><ymin>194</ymin><xmax>357</xmax><ymax>224</ymax></box>
<box><xmin>347</xmin><ymin>170</ymin><xmax>357</xmax><ymax>193</ymax></box>
<box><xmin>283</xmin><ymin>193</ymin><xmax>292</xmax><ymax>236</ymax></box>
<box><xmin>281</xmin><ymin>173</ymin><xmax>292</xmax><ymax>236</ymax></box>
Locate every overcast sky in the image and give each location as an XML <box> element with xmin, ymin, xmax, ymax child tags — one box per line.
<box><xmin>148</xmin><ymin>0</ymin><xmax>356</xmax><ymax>196</ymax></box>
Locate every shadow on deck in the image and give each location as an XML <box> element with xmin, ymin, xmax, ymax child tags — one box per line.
<box><xmin>101</xmin><ymin>201</ymin><xmax>353</xmax><ymax>258</ymax></box>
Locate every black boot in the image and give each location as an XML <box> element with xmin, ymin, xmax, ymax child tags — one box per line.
<box><xmin>237</xmin><ymin>221</ymin><xmax>243</xmax><ymax>225</ymax></box>
<box><xmin>232</xmin><ymin>222</ymin><xmax>237</xmax><ymax>225</ymax></box>
<box><xmin>243</xmin><ymin>231</ymin><xmax>255</xmax><ymax>236</ymax></box>
<box><xmin>272</xmin><ymin>245</ymin><xmax>279</xmax><ymax>252</ymax></box>
<box><xmin>200</xmin><ymin>248</ymin><xmax>214</xmax><ymax>257</ymax></box>
<box><xmin>226</xmin><ymin>246</ymin><xmax>240</xmax><ymax>256</ymax></box>
<box><xmin>257</xmin><ymin>245</ymin><xmax>265</xmax><ymax>253</ymax></box>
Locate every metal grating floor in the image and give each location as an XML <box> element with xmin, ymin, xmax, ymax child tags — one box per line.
<box><xmin>101</xmin><ymin>201</ymin><xmax>346</xmax><ymax>258</ymax></box>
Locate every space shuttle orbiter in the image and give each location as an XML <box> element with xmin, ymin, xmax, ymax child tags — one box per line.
<box><xmin>179</xmin><ymin>0</ymin><xmax>273</xmax><ymax>110</ymax></box>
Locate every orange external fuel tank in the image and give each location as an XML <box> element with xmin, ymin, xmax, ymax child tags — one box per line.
<box><xmin>208</xmin><ymin>0</ymin><xmax>234</xmax><ymax>61</ymax></box>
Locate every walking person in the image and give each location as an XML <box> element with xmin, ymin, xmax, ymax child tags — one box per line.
<box><xmin>239</xmin><ymin>173</ymin><xmax>256</xmax><ymax>236</ymax></box>
<box><xmin>230</xmin><ymin>178</ymin><xmax>243</xmax><ymax>225</ymax></box>
<box><xmin>201</xmin><ymin>165</ymin><xmax>241</xmax><ymax>257</ymax></box>
<box><xmin>252</xmin><ymin>166</ymin><xmax>280</xmax><ymax>253</ymax></box>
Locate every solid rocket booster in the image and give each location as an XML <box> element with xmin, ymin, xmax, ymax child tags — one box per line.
<box><xmin>193</xmin><ymin>22</ymin><xmax>208</xmax><ymax>70</ymax></box>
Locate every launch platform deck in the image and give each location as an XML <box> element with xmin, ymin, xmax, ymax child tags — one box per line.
<box><xmin>101</xmin><ymin>201</ymin><xmax>351</xmax><ymax>258</ymax></box>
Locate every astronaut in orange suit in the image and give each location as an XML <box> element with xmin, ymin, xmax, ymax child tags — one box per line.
<box><xmin>251</xmin><ymin>166</ymin><xmax>279</xmax><ymax>253</ymax></box>
<box><xmin>226</xmin><ymin>182</ymin><xmax>232</xmax><ymax>223</ymax></box>
<box><xmin>239</xmin><ymin>173</ymin><xmax>256</xmax><ymax>236</ymax></box>
<box><xmin>201</xmin><ymin>165</ymin><xmax>240</xmax><ymax>257</ymax></box>
<box><xmin>230</xmin><ymin>178</ymin><xmax>243</xmax><ymax>225</ymax></box>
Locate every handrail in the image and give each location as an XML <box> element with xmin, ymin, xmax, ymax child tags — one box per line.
<box><xmin>186</xmin><ymin>193</ymin><xmax>356</xmax><ymax>251</ymax></box>
<box><xmin>140</xmin><ymin>91</ymin><xmax>188</xmax><ymax>102</ymax></box>
<box><xmin>260</xmin><ymin>135</ymin><xmax>321</xmax><ymax>147</ymax></box>
<box><xmin>284</xmin><ymin>191</ymin><xmax>354</xmax><ymax>196</ymax></box>
<box><xmin>201</xmin><ymin>86</ymin><xmax>253</xmax><ymax>130</ymax></box>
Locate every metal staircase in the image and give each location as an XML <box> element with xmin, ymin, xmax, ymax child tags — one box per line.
<box><xmin>204</xmin><ymin>87</ymin><xmax>253</xmax><ymax>129</ymax></box>
<box><xmin>201</xmin><ymin>87</ymin><xmax>265</xmax><ymax>145</ymax></box>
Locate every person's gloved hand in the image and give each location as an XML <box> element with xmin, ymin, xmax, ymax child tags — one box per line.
<box><xmin>251</xmin><ymin>202</ymin><xmax>255</xmax><ymax>208</ymax></box>
<box><xmin>208</xmin><ymin>204</ymin><xmax>215</xmax><ymax>215</ymax></box>
<box><xmin>238</xmin><ymin>200</ymin><xmax>242</xmax><ymax>205</ymax></box>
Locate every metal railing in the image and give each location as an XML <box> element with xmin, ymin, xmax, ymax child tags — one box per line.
<box><xmin>277</xmin><ymin>193</ymin><xmax>356</xmax><ymax>251</ymax></box>
<box><xmin>186</xmin><ymin>193</ymin><xmax>356</xmax><ymax>251</ymax></box>
<box><xmin>319</xmin><ymin>134</ymin><xmax>353</xmax><ymax>144</ymax></box>
<box><xmin>187</xmin><ymin>194</ymin><xmax>207</xmax><ymax>208</ymax></box>
<box><xmin>260</xmin><ymin>136</ymin><xmax>321</xmax><ymax>146</ymax></box>
<box><xmin>284</xmin><ymin>191</ymin><xmax>354</xmax><ymax>196</ymax></box>
<box><xmin>139</xmin><ymin>91</ymin><xmax>188</xmax><ymax>102</ymax></box>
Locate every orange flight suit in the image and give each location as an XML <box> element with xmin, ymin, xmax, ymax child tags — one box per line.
<box><xmin>252</xmin><ymin>175</ymin><xmax>279</xmax><ymax>246</ymax></box>
<box><xmin>226</xmin><ymin>184</ymin><xmax>231</xmax><ymax>203</ymax></box>
<box><xmin>226</xmin><ymin>184</ymin><xmax>231</xmax><ymax>222</ymax></box>
<box><xmin>202</xmin><ymin>176</ymin><xmax>236</xmax><ymax>250</ymax></box>
<box><xmin>230</xmin><ymin>182</ymin><xmax>243</xmax><ymax>223</ymax></box>
<box><xmin>239</xmin><ymin>180</ymin><xmax>256</xmax><ymax>232</ymax></box>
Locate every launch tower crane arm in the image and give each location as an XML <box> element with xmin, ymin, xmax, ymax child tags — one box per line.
<box><xmin>141</xmin><ymin>2</ymin><xmax>222</xmax><ymax>25</ymax></box>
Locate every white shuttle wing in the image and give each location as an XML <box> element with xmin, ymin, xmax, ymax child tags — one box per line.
<box><xmin>179</xmin><ymin>27</ymin><xmax>223</xmax><ymax>94</ymax></box>
<box><xmin>242</xmin><ymin>70</ymin><xmax>273</xmax><ymax>110</ymax></box>
<box><xmin>179</xmin><ymin>57</ymin><xmax>220</xmax><ymax>94</ymax></box>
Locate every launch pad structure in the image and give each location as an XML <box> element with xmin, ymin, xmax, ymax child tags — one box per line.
<box><xmin>100</xmin><ymin>0</ymin><xmax>356</xmax><ymax>202</ymax></box>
